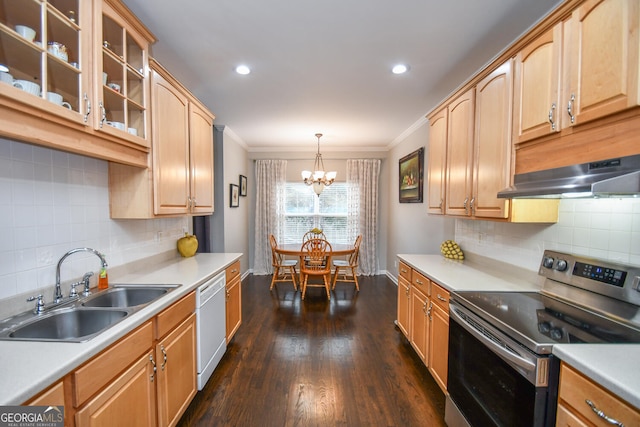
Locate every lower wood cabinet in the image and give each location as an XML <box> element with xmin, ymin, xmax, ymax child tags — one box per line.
<box><xmin>428</xmin><ymin>283</ymin><xmax>450</xmax><ymax>393</ymax></box>
<box><xmin>409</xmin><ymin>269</ymin><xmax>430</xmax><ymax>363</ymax></box>
<box><xmin>226</xmin><ymin>260</ymin><xmax>242</xmax><ymax>343</ymax></box>
<box><xmin>397</xmin><ymin>260</ymin><xmax>450</xmax><ymax>393</ymax></box>
<box><xmin>75</xmin><ymin>350</ymin><xmax>158</xmax><ymax>427</ymax></box>
<box><xmin>396</xmin><ymin>274</ymin><xmax>411</xmax><ymax>337</ymax></box>
<box><xmin>556</xmin><ymin>362</ymin><xmax>640</xmax><ymax>427</ymax></box>
<box><xmin>155</xmin><ymin>313</ymin><xmax>197</xmax><ymax>427</ymax></box>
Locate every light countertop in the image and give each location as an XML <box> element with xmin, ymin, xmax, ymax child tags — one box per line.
<box><xmin>0</xmin><ymin>252</ymin><xmax>241</xmax><ymax>405</ymax></box>
<box><xmin>397</xmin><ymin>253</ymin><xmax>640</xmax><ymax>410</ymax></box>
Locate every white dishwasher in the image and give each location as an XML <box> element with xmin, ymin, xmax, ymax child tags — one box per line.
<box><xmin>196</xmin><ymin>270</ymin><xmax>227</xmax><ymax>390</ymax></box>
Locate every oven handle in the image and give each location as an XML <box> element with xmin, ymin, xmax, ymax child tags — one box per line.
<box><xmin>450</xmin><ymin>304</ymin><xmax>536</xmax><ymax>372</ymax></box>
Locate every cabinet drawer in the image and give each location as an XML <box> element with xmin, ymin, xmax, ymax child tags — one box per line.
<box><xmin>398</xmin><ymin>261</ymin><xmax>411</xmax><ymax>282</ymax></box>
<box><xmin>73</xmin><ymin>321</ymin><xmax>153</xmax><ymax>407</ymax></box>
<box><xmin>411</xmin><ymin>270</ymin><xmax>430</xmax><ymax>295</ymax></box>
<box><xmin>25</xmin><ymin>380</ymin><xmax>65</xmax><ymax>406</ymax></box>
<box><xmin>431</xmin><ymin>282</ymin><xmax>449</xmax><ymax>312</ymax></box>
<box><xmin>156</xmin><ymin>291</ymin><xmax>195</xmax><ymax>340</ymax></box>
<box><xmin>558</xmin><ymin>363</ymin><xmax>640</xmax><ymax>427</ymax></box>
<box><xmin>226</xmin><ymin>260</ymin><xmax>241</xmax><ymax>283</ymax></box>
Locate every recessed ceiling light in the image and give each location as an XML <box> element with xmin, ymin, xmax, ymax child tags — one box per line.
<box><xmin>235</xmin><ymin>65</ymin><xmax>251</xmax><ymax>75</ymax></box>
<box><xmin>392</xmin><ymin>64</ymin><xmax>409</xmax><ymax>74</ymax></box>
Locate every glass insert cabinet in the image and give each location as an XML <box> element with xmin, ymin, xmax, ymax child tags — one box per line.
<box><xmin>0</xmin><ymin>0</ymin><xmax>154</xmax><ymax>158</ymax></box>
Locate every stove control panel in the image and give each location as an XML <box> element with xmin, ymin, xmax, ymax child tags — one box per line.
<box><xmin>539</xmin><ymin>250</ymin><xmax>640</xmax><ymax>307</ymax></box>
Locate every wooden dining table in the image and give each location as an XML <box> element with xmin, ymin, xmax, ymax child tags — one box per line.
<box><xmin>275</xmin><ymin>242</ymin><xmax>356</xmax><ymax>285</ymax></box>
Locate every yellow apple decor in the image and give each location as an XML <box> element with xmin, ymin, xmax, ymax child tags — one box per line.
<box><xmin>440</xmin><ymin>240</ymin><xmax>464</xmax><ymax>260</ymax></box>
<box><xmin>177</xmin><ymin>233</ymin><xmax>198</xmax><ymax>257</ymax></box>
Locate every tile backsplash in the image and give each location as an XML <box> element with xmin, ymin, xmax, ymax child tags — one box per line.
<box><xmin>0</xmin><ymin>139</ymin><xmax>189</xmax><ymax>300</ymax></box>
<box><xmin>456</xmin><ymin>198</ymin><xmax>640</xmax><ymax>271</ymax></box>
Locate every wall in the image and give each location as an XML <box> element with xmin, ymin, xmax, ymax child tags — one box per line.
<box><xmin>456</xmin><ymin>198</ymin><xmax>640</xmax><ymax>271</ymax></box>
<box><xmin>0</xmin><ymin>137</ymin><xmax>189</xmax><ymax>302</ymax></box>
<box><xmin>386</xmin><ymin>121</ymin><xmax>456</xmax><ymax>277</ymax></box>
<box><xmin>221</xmin><ymin>128</ymin><xmax>250</xmax><ymax>273</ymax></box>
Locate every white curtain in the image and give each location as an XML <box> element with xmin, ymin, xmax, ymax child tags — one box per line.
<box><xmin>347</xmin><ymin>159</ymin><xmax>381</xmax><ymax>275</ymax></box>
<box><xmin>253</xmin><ymin>160</ymin><xmax>287</xmax><ymax>275</ymax></box>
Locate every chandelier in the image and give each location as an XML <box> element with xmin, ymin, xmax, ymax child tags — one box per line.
<box><xmin>301</xmin><ymin>133</ymin><xmax>336</xmax><ymax>196</ymax></box>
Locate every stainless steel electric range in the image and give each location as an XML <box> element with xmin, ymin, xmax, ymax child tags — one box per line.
<box><xmin>446</xmin><ymin>250</ymin><xmax>640</xmax><ymax>427</ymax></box>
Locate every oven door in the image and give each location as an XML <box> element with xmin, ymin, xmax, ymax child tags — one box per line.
<box><xmin>447</xmin><ymin>301</ymin><xmax>557</xmax><ymax>427</ymax></box>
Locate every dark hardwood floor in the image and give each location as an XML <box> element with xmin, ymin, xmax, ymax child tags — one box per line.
<box><xmin>178</xmin><ymin>274</ymin><xmax>446</xmax><ymax>427</ymax></box>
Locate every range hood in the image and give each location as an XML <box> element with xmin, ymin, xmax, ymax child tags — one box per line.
<box><xmin>497</xmin><ymin>154</ymin><xmax>640</xmax><ymax>198</ymax></box>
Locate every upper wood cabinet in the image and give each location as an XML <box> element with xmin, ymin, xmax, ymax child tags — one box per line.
<box><xmin>444</xmin><ymin>88</ymin><xmax>475</xmax><ymax>217</ymax></box>
<box><xmin>564</xmin><ymin>0</ymin><xmax>640</xmax><ymax>127</ymax></box>
<box><xmin>427</xmin><ymin>108</ymin><xmax>447</xmax><ymax>214</ymax></box>
<box><xmin>473</xmin><ymin>61</ymin><xmax>512</xmax><ymax>219</ymax></box>
<box><xmin>93</xmin><ymin>0</ymin><xmax>152</xmax><ymax>148</ymax></box>
<box><xmin>514</xmin><ymin>0</ymin><xmax>640</xmax><ymax>145</ymax></box>
<box><xmin>513</xmin><ymin>24</ymin><xmax>562</xmax><ymax>144</ymax></box>
<box><xmin>0</xmin><ymin>0</ymin><xmax>154</xmax><ymax>167</ymax></box>
<box><xmin>109</xmin><ymin>59</ymin><xmax>214</xmax><ymax>218</ymax></box>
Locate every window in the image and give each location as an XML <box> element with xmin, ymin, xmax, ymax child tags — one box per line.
<box><xmin>283</xmin><ymin>183</ymin><xmax>348</xmax><ymax>244</ymax></box>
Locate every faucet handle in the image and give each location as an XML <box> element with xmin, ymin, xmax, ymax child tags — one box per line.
<box><xmin>27</xmin><ymin>294</ymin><xmax>45</xmax><ymax>314</ymax></box>
<box><xmin>82</xmin><ymin>271</ymin><xmax>94</xmax><ymax>296</ymax></box>
<box><xmin>69</xmin><ymin>282</ymin><xmax>82</xmax><ymax>298</ymax></box>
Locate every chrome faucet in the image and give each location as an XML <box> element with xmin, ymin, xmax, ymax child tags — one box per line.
<box><xmin>54</xmin><ymin>248</ymin><xmax>108</xmax><ymax>303</ymax></box>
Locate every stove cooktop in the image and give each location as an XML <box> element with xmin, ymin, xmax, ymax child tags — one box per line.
<box><xmin>453</xmin><ymin>291</ymin><xmax>640</xmax><ymax>355</ymax></box>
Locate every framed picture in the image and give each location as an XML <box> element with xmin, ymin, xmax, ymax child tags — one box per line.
<box><xmin>399</xmin><ymin>147</ymin><xmax>424</xmax><ymax>203</ymax></box>
<box><xmin>239</xmin><ymin>175</ymin><xmax>247</xmax><ymax>196</ymax></box>
<box><xmin>230</xmin><ymin>184</ymin><xmax>240</xmax><ymax>207</ymax></box>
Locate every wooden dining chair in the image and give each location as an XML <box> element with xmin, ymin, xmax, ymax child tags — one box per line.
<box><xmin>332</xmin><ymin>235</ymin><xmax>362</xmax><ymax>291</ymax></box>
<box><xmin>269</xmin><ymin>235</ymin><xmax>298</xmax><ymax>291</ymax></box>
<box><xmin>302</xmin><ymin>229</ymin><xmax>326</xmax><ymax>242</ymax></box>
<box><xmin>299</xmin><ymin>238</ymin><xmax>332</xmax><ymax>300</ymax></box>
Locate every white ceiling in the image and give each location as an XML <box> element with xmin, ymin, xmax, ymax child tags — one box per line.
<box><xmin>122</xmin><ymin>0</ymin><xmax>562</xmax><ymax>152</ymax></box>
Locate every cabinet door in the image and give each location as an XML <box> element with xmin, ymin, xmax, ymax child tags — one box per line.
<box><xmin>0</xmin><ymin>1</ymin><xmax>90</xmax><ymax>123</ymax></box>
<box><xmin>427</xmin><ymin>108</ymin><xmax>447</xmax><ymax>214</ymax></box>
<box><xmin>566</xmin><ymin>0</ymin><xmax>640</xmax><ymax>126</ymax></box>
<box><xmin>156</xmin><ymin>313</ymin><xmax>197</xmax><ymax>427</ymax></box>
<box><xmin>76</xmin><ymin>351</ymin><xmax>157</xmax><ymax>427</ymax></box>
<box><xmin>151</xmin><ymin>68</ymin><xmax>190</xmax><ymax>215</ymax></box>
<box><xmin>513</xmin><ymin>24</ymin><xmax>562</xmax><ymax>143</ymax></box>
<box><xmin>428</xmin><ymin>303</ymin><xmax>449</xmax><ymax>393</ymax></box>
<box><xmin>410</xmin><ymin>285</ymin><xmax>429</xmax><ymax>363</ymax></box>
<box><xmin>94</xmin><ymin>0</ymin><xmax>151</xmax><ymax>147</ymax></box>
<box><xmin>189</xmin><ymin>102</ymin><xmax>215</xmax><ymax>214</ymax></box>
<box><xmin>396</xmin><ymin>275</ymin><xmax>411</xmax><ymax>338</ymax></box>
<box><xmin>445</xmin><ymin>89</ymin><xmax>475</xmax><ymax>216</ymax></box>
<box><xmin>473</xmin><ymin>61</ymin><xmax>512</xmax><ymax>219</ymax></box>
<box><xmin>226</xmin><ymin>276</ymin><xmax>242</xmax><ymax>343</ymax></box>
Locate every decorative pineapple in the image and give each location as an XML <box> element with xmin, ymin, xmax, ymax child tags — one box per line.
<box><xmin>440</xmin><ymin>240</ymin><xmax>464</xmax><ymax>260</ymax></box>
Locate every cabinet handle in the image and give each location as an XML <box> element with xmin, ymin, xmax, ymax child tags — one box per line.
<box><xmin>160</xmin><ymin>345</ymin><xmax>167</xmax><ymax>371</ymax></box>
<box><xmin>469</xmin><ymin>197</ymin><xmax>475</xmax><ymax>214</ymax></box>
<box><xmin>99</xmin><ymin>101</ymin><xmax>106</xmax><ymax>128</ymax></box>
<box><xmin>427</xmin><ymin>302</ymin><xmax>433</xmax><ymax>320</ymax></box>
<box><xmin>226</xmin><ymin>289</ymin><xmax>230</xmax><ymax>300</ymax></box>
<box><xmin>463</xmin><ymin>197</ymin><xmax>469</xmax><ymax>214</ymax></box>
<box><xmin>439</xmin><ymin>199</ymin><xmax>443</xmax><ymax>212</ymax></box>
<box><xmin>437</xmin><ymin>294</ymin><xmax>447</xmax><ymax>303</ymax></box>
<box><xmin>548</xmin><ymin>103</ymin><xmax>556</xmax><ymax>130</ymax></box>
<box><xmin>405</xmin><ymin>287</ymin><xmax>410</xmax><ymax>298</ymax></box>
<box><xmin>83</xmin><ymin>93</ymin><xmax>91</xmax><ymax>123</ymax></box>
<box><xmin>585</xmin><ymin>399</ymin><xmax>624</xmax><ymax>426</ymax></box>
<box><xmin>149</xmin><ymin>354</ymin><xmax>156</xmax><ymax>382</ymax></box>
<box><xmin>567</xmin><ymin>93</ymin><xmax>575</xmax><ymax>124</ymax></box>
<box><xmin>422</xmin><ymin>302</ymin><xmax>428</xmax><ymax>315</ymax></box>
<box><xmin>415</xmin><ymin>279</ymin><xmax>423</xmax><ymax>285</ymax></box>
